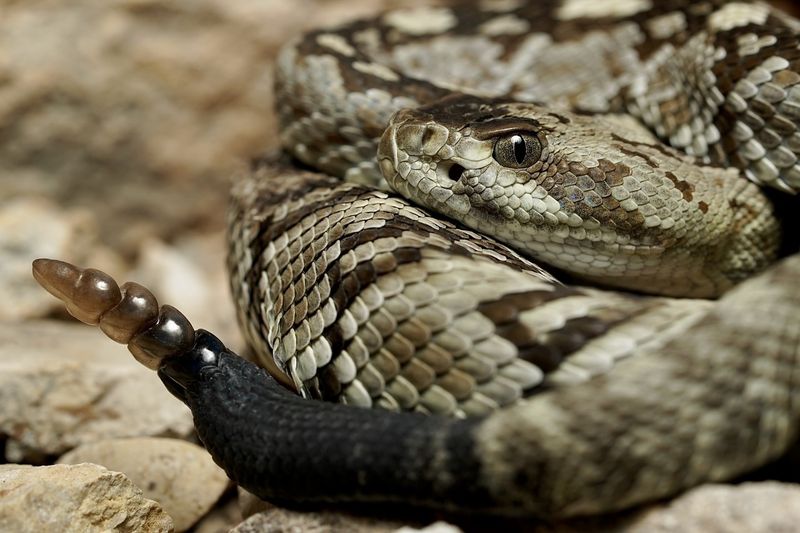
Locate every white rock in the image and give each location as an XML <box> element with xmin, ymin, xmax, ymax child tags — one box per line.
<box><xmin>0</xmin><ymin>196</ymin><xmax>107</xmax><ymax>321</ymax></box>
<box><xmin>623</xmin><ymin>482</ymin><xmax>800</xmax><ymax>532</ymax></box>
<box><xmin>0</xmin><ymin>320</ymin><xmax>193</xmax><ymax>461</ymax></box>
<box><xmin>193</xmin><ymin>496</ymin><xmax>242</xmax><ymax>533</ymax></box>
<box><xmin>0</xmin><ymin>463</ymin><xmax>173</xmax><ymax>532</ymax></box>
<box><xmin>59</xmin><ymin>437</ymin><xmax>231</xmax><ymax>532</ymax></box>
<box><xmin>231</xmin><ymin>507</ymin><xmax>405</xmax><ymax>533</ymax></box>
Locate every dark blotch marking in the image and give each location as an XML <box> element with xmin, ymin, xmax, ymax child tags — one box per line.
<box><xmin>618</xmin><ymin>145</ymin><xmax>660</xmax><ymax>169</ymax></box>
<box><xmin>665</xmin><ymin>171</ymin><xmax>695</xmax><ymax>202</ymax></box>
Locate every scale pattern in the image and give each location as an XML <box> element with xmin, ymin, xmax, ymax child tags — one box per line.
<box><xmin>231</xmin><ymin>0</ymin><xmax>798</xmax><ymax>413</ymax></box>
<box><xmin>216</xmin><ymin>0</ymin><xmax>800</xmax><ymax>517</ymax></box>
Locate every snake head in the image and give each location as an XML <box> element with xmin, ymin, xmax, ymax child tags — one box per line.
<box><xmin>378</xmin><ymin>95</ymin><xmax>780</xmax><ymax>297</ymax></box>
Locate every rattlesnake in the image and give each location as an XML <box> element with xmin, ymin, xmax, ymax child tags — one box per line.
<box><xmin>33</xmin><ymin>0</ymin><xmax>800</xmax><ymax>518</ymax></box>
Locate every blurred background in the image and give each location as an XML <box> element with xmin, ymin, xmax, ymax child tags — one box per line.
<box><xmin>1</xmin><ymin>0</ymin><xmax>437</xmax><ymax>344</ymax></box>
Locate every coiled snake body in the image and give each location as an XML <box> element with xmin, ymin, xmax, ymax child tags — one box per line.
<box><xmin>34</xmin><ymin>0</ymin><xmax>800</xmax><ymax>518</ymax></box>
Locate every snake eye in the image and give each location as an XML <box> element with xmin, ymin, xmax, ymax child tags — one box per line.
<box><xmin>493</xmin><ymin>133</ymin><xmax>541</xmax><ymax>168</ymax></box>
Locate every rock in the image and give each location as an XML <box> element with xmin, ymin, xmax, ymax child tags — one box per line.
<box><xmin>58</xmin><ymin>437</ymin><xmax>230</xmax><ymax>532</ymax></box>
<box><xmin>238</xmin><ymin>488</ymin><xmax>272</xmax><ymax>520</ymax></box>
<box><xmin>193</xmin><ymin>495</ymin><xmax>242</xmax><ymax>533</ymax></box>
<box><xmin>0</xmin><ymin>320</ymin><xmax>193</xmax><ymax>462</ymax></box>
<box><xmin>0</xmin><ymin>463</ymin><xmax>173</xmax><ymax>532</ymax></box>
<box><xmin>236</xmin><ymin>482</ymin><xmax>800</xmax><ymax>533</ymax></box>
<box><xmin>0</xmin><ymin>196</ymin><xmax>123</xmax><ymax>321</ymax></box>
<box><xmin>231</xmin><ymin>507</ymin><xmax>407</xmax><ymax>533</ymax></box>
<box><xmin>621</xmin><ymin>482</ymin><xmax>800</xmax><ymax>533</ymax></box>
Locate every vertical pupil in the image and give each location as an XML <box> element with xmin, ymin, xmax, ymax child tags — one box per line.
<box><xmin>511</xmin><ymin>135</ymin><xmax>526</xmax><ymax>164</ymax></box>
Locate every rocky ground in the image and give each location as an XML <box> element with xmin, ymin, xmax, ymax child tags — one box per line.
<box><xmin>2</xmin><ymin>0</ymin><xmax>800</xmax><ymax>531</ymax></box>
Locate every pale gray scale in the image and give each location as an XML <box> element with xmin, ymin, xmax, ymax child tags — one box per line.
<box><xmin>276</xmin><ymin>49</ymin><xmax>387</xmax><ymax>185</ymax></box>
<box><xmin>498</xmin><ymin>359</ymin><xmax>545</xmax><ymax>390</ymax></box>
<box><xmin>345</xmin><ymin>336</ymin><xmax>371</xmax><ymax>369</ymax></box>
<box><xmin>382</xmin><ymin>293</ymin><xmax>415</xmax><ymax>322</ymax></box>
<box><xmin>394</xmin><ymin>263</ymin><xmax>429</xmax><ymax>286</ymax></box>
<box><xmin>717</xmin><ymin>56</ymin><xmax>800</xmax><ymax>192</ymax></box>
<box><xmin>432</xmin><ymin>329</ymin><xmax>473</xmax><ymax>359</ymax></box>
<box><xmin>375</xmin><ymin>273</ymin><xmax>406</xmax><ymax>298</ymax></box>
<box><xmin>371</xmin><ymin>349</ymin><xmax>402</xmax><ymax>381</ymax></box>
<box><xmin>473</xmin><ymin>336</ymin><xmax>518</xmax><ymax>366</ymax></box>
<box><xmin>402</xmin><ymin>280</ymin><xmax>438</xmax><ymax>306</ymax></box>
<box><xmin>376</xmin><ymin>393</ymin><xmax>401</xmax><ymax>412</ymax></box>
<box><xmin>384</xmin><ymin>375</ymin><xmax>420</xmax><ymax>410</ymax></box>
<box><xmin>295</xmin><ymin>346</ymin><xmax>318</xmax><ymax>382</ymax></box>
<box><xmin>425</xmin><ymin>272</ymin><xmax>463</xmax><ymax>292</ymax></box>
<box><xmin>451</xmin><ymin>311</ymin><xmax>497</xmax><ymax>341</ymax></box>
<box><xmin>412</xmin><ymin>304</ymin><xmax>453</xmax><ymax>333</ymax></box>
<box><xmin>514</xmin><ymin>25</ymin><xmax>647</xmax><ymax>112</ymax></box>
<box><xmin>513</xmin><ymin>293</ymin><xmax>626</xmax><ymax>335</ymax></box>
<box><xmin>311</xmin><ymin>335</ymin><xmax>334</xmax><ymax>368</ymax></box>
<box><xmin>455</xmin><ymin>353</ymin><xmax>497</xmax><ymax>383</ymax></box>
<box><xmin>357</xmin><ymin>363</ymin><xmax>387</xmax><ymax>398</ymax></box>
<box><xmin>459</xmin><ymin>393</ymin><xmax>500</xmax><ymax>417</ymax></box>
<box><xmin>543</xmin><ymin>296</ymin><xmax>712</xmax><ymax>387</ymax></box>
<box><xmin>436</xmin><ymin>291</ymin><xmax>479</xmax><ymax>316</ymax></box>
<box><xmin>341</xmin><ymin>379</ymin><xmax>372</xmax><ymax>408</ymax></box>
<box><xmin>369</xmin><ymin>309</ymin><xmax>397</xmax><ymax>337</ymax></box>
<box><xmin>418</xmin><ymin>384</ymin><xmax>459</xmax><ymax>417</ymax></box>
<box><xmin>476</xmin><ymin>375</ymin><xmax>524</xmax><ymax>408</ymax></box>
<box><xmin>348</xmin><ymin>296</ymin><xmax>372</xmax><ymax>327</ymax></box>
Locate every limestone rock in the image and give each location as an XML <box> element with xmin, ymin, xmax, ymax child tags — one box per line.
<box><xmin>236</xmin><ymin>482</ymin><xmax>800</xmax><ymax>532</ymax></box>
<box><xmin>193</xmin><ymin>496</ymin><xmax>243</xmax><ymax>533</ymax></box>
<box><xmin>0</xmin><ymin>196</ymin><xmax>120</xmax><ymax>321</ymax></box>
<box><xmin>58</xmin><ymin>437</ymin><xmax>230</xmax><ymax>532</ymax></box>
<box><xmin>0</xmin><ymin>463</ymin><xmax>173</xmax><ymax>532</ymax></box>
<box><xmin>622</xmin><ymin>482</ymin><xmax>800</xmax><ymax>533</ymax></box>
<box><xmin>231</xmin><ymin>507</ymin><xmax>407</xmax><ymax>533</ymax></box>
<box><xmin>0</xmin><ymin>320</ymin><xmax>193</xmax><ymax>462</ymax></box>
<box><xmin>238</xmin><ymin>488</ymin><xmax>271</xmax><ymax>520</ymax></box>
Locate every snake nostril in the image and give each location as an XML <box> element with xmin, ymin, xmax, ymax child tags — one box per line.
<box><xmin>448</xmin><ymin>163</ymin><xmax>465</xmax><ymax>182</ymax></box>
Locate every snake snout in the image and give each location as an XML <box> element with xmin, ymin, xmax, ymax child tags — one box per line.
<box><xmin>379</xmin><ymin>110</ymin><xmax>454</xmax><ymax>189</ymax></box>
